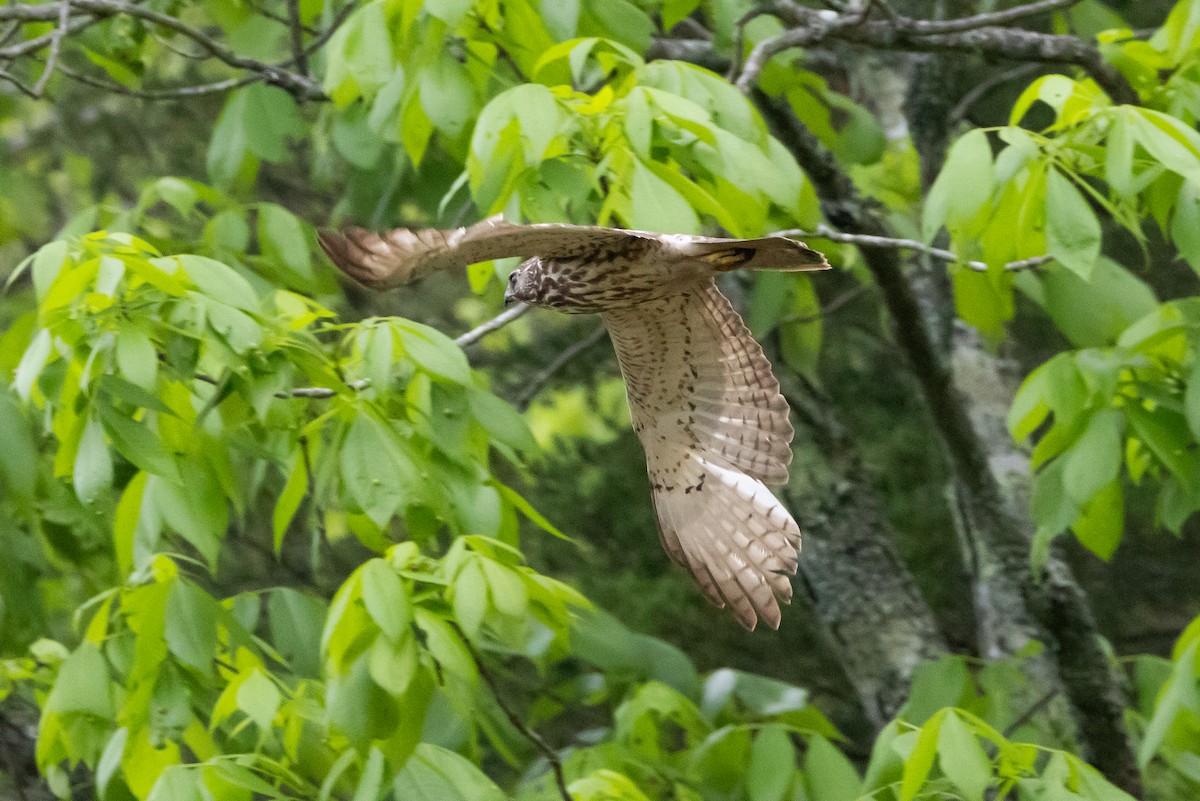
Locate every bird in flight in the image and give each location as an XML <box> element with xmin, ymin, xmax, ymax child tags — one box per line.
<box><xmin>319</xmin><ymin>217</ymin><xmax>830</xmax><ymax>630</ymax></box>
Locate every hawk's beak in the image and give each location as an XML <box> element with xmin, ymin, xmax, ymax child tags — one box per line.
<box><xmin>503</xmin><ymin>286</ymin><xmax>516</xmax><ymax>307</ymax></box>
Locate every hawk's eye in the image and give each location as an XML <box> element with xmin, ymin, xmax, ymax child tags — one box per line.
<box><xmin>507</xmin><ymin>272</ymin><xmax>517</xmax><ymax>285</ymax></box>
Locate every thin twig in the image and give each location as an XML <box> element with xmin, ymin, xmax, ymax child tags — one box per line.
<box><xmin>775</xmin><ymin>225</ymin><xmax>1053</xmax><ymax>273</ymax></box>
<box><xmin>946</xmin><ymin>63</ymin><xmax>1042</xmax><ymax>127</ymax></box>
<box><xmin>888</xmin><ymin>0</ymin><xmax>1081</xmax><ymax>35</ymax></box>
<box><xmin>777</xmin><ymin>283</ymin><xmax>870</xmax><ymax>325</ymax></box>
<box><xmin>242</xmin><ymin>0</ymin><xmax>318</xmax><ymax>33</ymax></box>
<box><xmin>760</xmin><ymin>0</ymin><xmax>1136</xmax><ymax>105</ymax></box>
<box><xmin>0</xmin><ymin>0</ymin><xmax>324</xmax><ymax>98</ymax></box>
<box><xmin>48</xmin><ymin>2</ymin><xmax>352</xmax><ymax>100</ymax></box>
<box><xmin>285</xmin><ymin>0</ymin><xmax>307</xmax><ymax>76</ymax></box>
<box><xmin>516</xmin><ymin>324</ymin><xmax>608</xmax><ymax>411</ymax></box>
<box><xmin>727</xmin><ymin>8</ymin><xmax>771</xmax><ymax>82</ymax></box>
<box><xmin>195</xmin><ymin>371</ymin><xmax>368</xmax><ymax>400</ymax></box>
<box><xmin>455</xmin><ymin>303</ymin><xmax>531</xmax><ymax>347</ymax></box>
<box><xmin>1003</xmin><ymin>687</ymin><xmax>1061</xmax><ymax>737</ymax></box>
<box><xmin>456</xmin><ymin>630</ymin><xmax>571</xmax><ymax>801</ymax></box>
<box><xmin>30</xmin><ymin>0</ymin><xmax>69</xmax><ymax>96</ymax></box>
<box><xmin>55</xmin><ymin>62</ymin><xmax>254</xmax><ymax>98</ymax></box>
<box><xmin>0</xmin><ymin>66</ymin><xmax>35</xmax><ymax>96</ymax></box>
<box><xmin>0</xmin><ymin>13</ymin><xmax>97</xmax><ymax>60</ymax></box>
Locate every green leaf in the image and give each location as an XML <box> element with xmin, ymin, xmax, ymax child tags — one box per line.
<box><xmin>1130</xmin><ymin>108</ymin><xmax>1200</xmax><ymax>183</ymax></box>
<box><xmin>663</xmin><ymin>0</ymin><xmax>700</xmax><ymax>29</ymax></box>
<box><xmin>207</xmin><ymin>90</ymin><xmax>254</xmax><ymax>186</ymax></box>
<box><xmin>1044</xmin><ymin>169</ymin><xmax>1101</xmax><ymax>279</ymax></box>
<box><xmin>424</xmin><ymin>0</ymin><xmax>473</xmax><ymax>26</ymax></box>
<box><xmin>1139</xmin><ymin>639</ymin><xmax>1200</xmax><ymax>767</ymax></box>
<box><xmin>937</xmin><ymin>711</ymin><xmax>992</xmax><ymax>801</ymax></box>
<box><xmin>1026</xmin><ymin>257</ymin><xmax>1157</xmax><ymax>346</ymax></box>
<box><xmin>360</xmin><ymin>559</ymin><xmax>412</xmax><ymax>641</ymax></box>
<box><xmin>419</xmin><ymin>53</ymin><xmax>476</xmax><ymax>139</ymax></box>
<box><xmin>452</xmin><ymin>559</ymin><xmax>488</xmax><ymax>639</ymax></box>
<box><xmin>273</xmin><ymin>447</ymin><xmax>308</xmax><ymax>553</ymax></box>
<box><xmin>115</xmin><ymin>327</ymin><xmax>158</xmax><ymax>391</ymax></box>
<box><xmin>628</xmin><ymin>158</ymin><xmax>700</xmax><ymax>234</ymax></box>
<box><xmin>340</xmin><ymin>415</ymin><xmax>419</xmax><ymax>526</ymax></box>
<box><xmin>174</xmin><ymin>255</ymin><xmax>260</xmax><ymax>313</ymax></box>
<box><xmin>392</xmin><ymin>743</ymin><xmax>506</xmax><ymax>801</ymax></box>
<box><xmin>164</xmin><ymin>580</ymin><xmax>218</xmax><ymax>673</ymax></box>
<box><xmin>323</xmin><ymin>0</ymin><xmax>394</xmax><ymax>106</ymax></box>
<box><xmin>393</xmin><ymin>319</ymin><xmax>472</xmax><ymax>383</ymax></box>
<box><xmin>151</xmin><ymin>468</ymin><xmax>229</xmax><ymax>570</ymax></box>
<box><xmin>804</xmin><ymin>735</ymin><xmax>861</xmax><ymax>801</ymax></box>
<box><xmin>747</xmin><ymin>724</ymin><xmax>794</xmax><ymax>801</ymax></box>
<box><xmin>1008</xmin><ymin>364</ymin><xmax>1051</xmax><ymax>441</ymax></box>
<box><xmin>98</xmin><ymin>406</ymin><xmax>179</xmax><ymax>481</ymax></box>
<box><xmin>73</xmin><ymin>414</ymin><xmax>113</xmax><ymax>504</ymax></box>
<box><xmin>368</xmin><ymin>633</ymin><xmax>419</xmax><ymax>695</ymax></box>
<box><xmin>923</xmin><ymin>129</ymin><xmax>994</xmax><ymax>239</ymax></box>
<box><xmin>43</xmin><ymin>642</ymin><xmax>112</xmax><ymax>717</ymax></box>
<box><xmin>258</xmin><ymin>204</ymin><xmax>313</xmax><ymax>284</ymax></box>
<box><xmin>1063</xmin><ymin>409</ymin><xmax>1123</xmax><ymax>504</ymax></box>
<box><xmin>1072</xmin><ymin>479</ymin><xmax>1124</xmax><ymax>560</ymax></box>
<box><xmin>1186</xmin><ymin>358</ymin><xmax>1200</xmax><ymax>441</ymax></box>
<box><xmin>14</xmin><ymin>328</ymin><xmax>51</xmax><ymax>401</ymax></box>
<box><xmin>899</xmin><ymin>711</ymin><xmax>943</xmax><ymax>801</ymax></box>
<box><xmin>468</xmin><ymin>390</ymin><xmax>536</xmax><ymax>453</ymax></box>
<box><xmin>268</xmin><ymin>588</ymin><xmax>325</xmax><ymax>679</ymax></box>
<box><xmin>236</xmin><ymin>669</ymin><xmax>281</xmax><ymax>731</ymax></box>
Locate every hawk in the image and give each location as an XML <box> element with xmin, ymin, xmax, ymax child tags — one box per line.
<box><xmin>319</xmin><ymin>217</ymin><xmax>830</xmax><ymax>630</ymax></box>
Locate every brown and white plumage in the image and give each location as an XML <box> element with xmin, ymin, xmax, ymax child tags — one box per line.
<box><xmin>319</xmin><ymin>218</ymin><xmax>829</xmax><ymax>630</ymax></box>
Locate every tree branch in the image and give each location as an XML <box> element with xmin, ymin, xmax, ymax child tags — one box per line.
<box><xmin>946</xmin><ymin>62</ymin><xmax>1044</xmax><ymax>127</ymax></box>
<box><xmin>30</xmin><ymin>0</ymin><xmax>69</xmax><ymax>97</ymax></box>
<box><xmin>454</xmin><ymin>303</ymin><xmax>531</xmax><ymax>347</ymax></box>
<box><xmin>878</xmin><ymin>0</ymin><xmax>1081</xmax><ymax>35</ymax></box>
<box><xmin>775</xmin><ymin>224</ymin><xmax>1053</xmax><ymax>273</ymax></box>
<box><xmin>43</xmin><ymin>2</ymin><xmax>352</xmax><ymax>100</ymax></box>
<box><xmin>740</xmin><ymin>0</ymin><xmax>1137</xmax><ymax>105</ymax></box>
<box><xmin>285</xmin><ymin>0</ymin><xmax>307</xmax><ymax>77</ymax></box>
<box><xmin>457</xmin><ymin>632</ymin><xmax>571</xmax><ymax>801</ymax></box>
<box><xmin>0</xmin><ymin>0</ymin><xmax>325</xmax><ymax>99</ymax></box>
<box><xmin>515</xmin><ymin>324</ymin><xmax>608</xmax><ymax>411</ymax></box>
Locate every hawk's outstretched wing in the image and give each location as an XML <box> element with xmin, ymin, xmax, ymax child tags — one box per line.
<box><xmin>318</xmin><ymin>217</ymin><xmax>652</xmax><ymax>290</ymax></box>
<box><xmin>318</xmin><ymin>217</ymin><xmax>829</xmax><ymax>290</ymax></box>
<box><xmin>602</xmin><ymin>279</ymin><xmax>800</xmax><ymax>630</ymax></box>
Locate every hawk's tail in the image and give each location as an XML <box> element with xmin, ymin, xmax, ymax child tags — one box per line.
<box><xmin>653</xmin><ymin>459</ymin><xmax>800</xmax><ymax>631</ymax></box>
<box><xmin>689</xmin><ymin>236</ymin><xmax>830</xmax><ymax>273</ymax></box>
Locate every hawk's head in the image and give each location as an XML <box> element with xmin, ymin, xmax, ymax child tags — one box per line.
<box><xmin>503</xmin><ymin>258</ymin><xmax>551</xmax><ymax>307</ymax></box>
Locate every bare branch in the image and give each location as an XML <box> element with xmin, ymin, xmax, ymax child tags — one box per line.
<box><xmin>775</xmin><ymin>224</ymin><xmax>1053</xmax><ymax>273</ymax></box>
<box><xmin>37</xmin><ymin>2</ymin><xmax>353</xmax><ymax>100</ymax></box>
<box><xmin>30</xmin><ymin>0</ymin><xmax>69</xmax><ymax>96</ymax></box>
<box><xmin>516</xmin><ymin>324</ymin><xmax>608</xmax><ymax>411</ymax></box>
<box><xmin>946</xmin><ymin>62</ymin><xmax>1043</xmax><ymax>127</ymax></box>
<box><xmin>0</xmin><ymin>0</ymin><xmax>324</xmax><ymax>99</ymax></box>
<box><xmin>455</xmin><ymin>303</ymin><xmax>531</xmax><ymax>347</ymax></box>
<box><xmin>747</xmin><ymin>1</ymin><xmax>1138</xmax><ymax>105</ymax></box>
<box><xmin>285</xmin><ymin>0</ymin><xmax>308</xmax><ymax>76</ymax></box>
<box><xmin>456</xmin><ymin>630</ymin><xmax>571</xmax><ymax>801</ymax></box>
<box><xmin>884</xmin><ymin>0</ymin><xmax>1081</xmax><ymax>35</ymax></box>
<box><xmin>0</xmin><ymin>66</ymin><xmax>36</xmax><ymax>97</ymax></box>
<box><xmin>0</xmin><ymin>13</ymin><xmax>96</xmax><ymax>60</ymax></box>
<box><xmin>55</xmin><ymin>62</ymin><xmax>255</xmax><ymax>98</ymax></box>
<box><xmin>777</xmin><ymin>283</ymin><xmax>870</xmax><ymax>325</ymax></box>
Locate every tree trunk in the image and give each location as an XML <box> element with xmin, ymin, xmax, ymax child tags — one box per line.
<box><xmin>776</xmin><ymin>367</ymin><xmax>949</xmax><ymax>727</ymax></box>
<box><xmin>754</xmin><ymin>92</ymin><xmax>1142</xmax><ymax>795</ymax></box>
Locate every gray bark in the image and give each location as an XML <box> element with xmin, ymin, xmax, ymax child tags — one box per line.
<box><xmin>777</xmin><ymin>369</ymin><xmax>949</xmax><ymax>727</ymax></box>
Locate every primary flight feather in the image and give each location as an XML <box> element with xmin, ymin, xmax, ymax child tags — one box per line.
<box><xmin>319</xmin><ymin>217</ymin><xmax>830</xmax><ymax>630</ymax></box>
